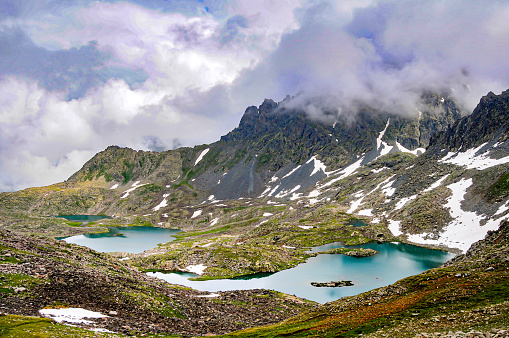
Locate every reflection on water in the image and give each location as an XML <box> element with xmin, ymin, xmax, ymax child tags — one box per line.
<box><xmin>56</xmin><ymin>215</ymin><xmax>111</xmax><ymax>223</ymax></box>
<box><xmin>60</xmin><ymin>226</ymin><xmax>181</xmax><ymax>254</ymax></box>
<box><xmin>149</xmin><ymin>242</ymin><xmax>454</xmax><ymax>303</ymax></box>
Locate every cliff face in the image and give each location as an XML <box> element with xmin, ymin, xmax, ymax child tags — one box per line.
<box><xmin>428</xmin><ymin>89</ymin><xmax>509</xmax><ymax>154</ymax></box>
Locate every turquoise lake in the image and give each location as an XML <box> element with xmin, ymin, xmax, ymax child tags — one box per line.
<box><xmin>61</xmin><ymin>226</ymin><xmax>454</xmax><ymax>303</ymax></box>
<box><xmin>61</xmin><ymin>226</ymin><xmax>180</xmax><ymax>254</ymax></box>
<box><xmin>148</xmin><ymin>241</ymin><xmax>454</xmax><ymax>303</ymax></box>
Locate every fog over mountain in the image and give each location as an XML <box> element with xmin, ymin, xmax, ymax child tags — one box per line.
<box><xmin>1</xmin><ymin>0</ymin><xmax>508</xmax><ymax>192</ymax></box>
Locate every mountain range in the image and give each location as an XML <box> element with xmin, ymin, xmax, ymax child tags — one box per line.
<box><xmin>0</xmin><ymin>89</ymin><xmax>508</xmax><ymax>336</ymax></box>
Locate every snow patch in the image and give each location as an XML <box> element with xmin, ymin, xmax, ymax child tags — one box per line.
<box><xmin>210</xmin><ymin>218</ymin><xmax>219</xmax><ymax>226</ymax></box>
<box><xmin>191</xmin><ymin>210</ymin><xmax>202</xmax><ymax>218</ymax></box>
<box><xmin>290</xmin><ymin>192</ymin><xmax>303</xmax><ymax>200</ymax></box>
<box><xmin>110</xmin><ymin>184</ymin><xmax>119</xmax><ymax>190</ymax></box>
<box><xmin>423</xmin><ymin>175</ymin><xmax>450</xmax><ymax>193</ymax></box>
<box><xmin>194</xmin><ymin>148</ymin><xmax>210</xmax><ymax>165</ymax></box>
<box><xmin>195</xmin><ymin>293</ymin><xmax>219</xmax><ymax>298</ymax></box>
<box><xmin>39</xmin><ymin>308</ymin><xmax>108</xmax><ymax>324</ymax></box>
<box><xmin>357</xmin><ymin>209</ymin><xmax>373</xmax><ymax>216</ymax></box>
<box><xmin>186</xmin><ymin>264</ymin><xmax>207</xmax><ymax>275</ymax></box>
<box><xmin>282</xmin><ymin>165</ymin><xmax>302</xmax><ymax>180</ymax></box>
<box><xmin>377</xmin><ymin>119</ymin><xmax>390</xmax><ymax>150</ymax></box>
<box><xmin>387</xmin><ymin>220</ymin><xmax>402</xmax><ymax>236</ymax></box>
<box><xmin>407</xmin><ymin>178</ymin><xmax>503</xmax><ymax>252</ymax></box>
<box><xmin>381</xmin><ymin>179</ymin><xmax>396</xmax><ymax>197</ymax></box>
<box><xmin>298</xmin><ymin>225</ymin><xmax>313</xmax><ymax>230</ymax></box>
<box><xmin>394</xmin><ymin>195</ymin><xmax>417</xmax><ymax>210</ymax></box>
<box><xmin>395</xmin><ymin>141</ymin><xmax>425</xmax><ymax>156</ymax></box>
<box><xmin>153</xmin><ymin>194</ymin><xmax>170</xmax><ymax>211</ymax></box>
<box><xmin>275</xmin><ymin>185</ymin><xmax>301</xmax><ymax>198</ymax></box>
<box><xmin>495</xmin><ymin>201</ymin><xmax>509</xmax><ymax>217</ymax></box>
<box><xmin>267</xmin><ymin>184</ymin><xmax>281</xmax><ymax>197</ymax></box>
<box><xmin>371</xmin><ymin>167</ymin><xmax>387</xmax><ymax>174</ymax></box>
<box><xmin>263</xmin><ymin>213</ymin><xmax>273</xmax><ymax>217</ymax></box>
<box><xmin>120</xmin><ymin>181</ymin><xmax>148</xmax><ymax>199</ymax></box>
<box><xmin>439</xmin><ymin>143</ymin><xmax>509</xmax><ymax>170</ymax></box>
<box><xmin>347</xmin><ymin>196</ymin><xmax>365</xmax><ymax>214</ymax></box>
<box><xmin>307</xmin><ymin>156</ymin><xmax>327</xmax><ymax>176</ymax></box>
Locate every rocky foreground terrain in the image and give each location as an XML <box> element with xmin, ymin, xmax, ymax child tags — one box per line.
<box><xmin>0</xmin><ymin>228</ymin><xmax>315</xmax><ymax>336</ymax></box>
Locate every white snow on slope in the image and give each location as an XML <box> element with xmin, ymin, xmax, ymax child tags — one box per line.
<box><xmin>407</xmin><ymin>178</ymin><xmax>505</xmax><ymax>252</ymax></box>
<box><xmin>388</xmin><ymin>219</ymin><xmax>402</xmax><ymax>236</ymax></box>
<box><xmin>282</xmin><ymin>165</ymin><xmax>301</xmax><ymax>180</ymax></box>
<box><xmin>377</xmin><ymin>118</ymin><xmax>390</xmax><ymax>150</ymax></box>
<box><xmin>153</xmin><ymin>194</ymin><xmax>170</xmax><ymax>211</ymax></box>
<box><xmin>347</xmin><ymin>196</ymin><xmax>365</xmax><ymax>214</ymax></box>
<box><xmin>320</xmin><ymin>156</ymin><xmax>365</xmax><ymax>190</ymax></box>
<box><xmin>381</xmin><ymin>179</ymin><xmax>396</xmax><ymax>197</ymax></box>
<box><xmin>358</xmin><ymin>209</ymin><xmax>373</xmax><ymax>216</ymax></box>
<box><xmin>267</xmin><ymin>184</ymin><xmax>281</xmax><ymax>197</ymax></box>
<box><xmin>394</xmin><ymin>175</ymin><xmax>449</xmax><ymax>210</ymax></box>
<box><xmin>263</xmin><ymin>213</ymin><xmax>273</xmax><ymax>217</ymax></box>
<box><xmin>194</xmin><ymin>148</ymin><xmax>210</xmax><ymax>166</ymax></box>
<box><xmin>395</xmin><ymin>141</ymin><xmax>426</xmax><ymax>156</ymax></box>
<box><xmin>110</xmin><ymin>184</ymin><xmax>119</xmax><ymax>190</ymax></box>
<box><xmin>120</xmin><ymin>181</ymin><xmax>148</xmax><ymax>199</ymax></box>
<box><xmin>191</xmin><ymin>210</ymin><xmax>202</xmax><ymax>218</ymax></box>
<box><xmin>439</xmin><ymin>143</ymin><xmax>509</xmax><ymax>170</ymax></box>
<box><xmin>307</xmin><ymin>156</ymin><xmax>327</xmax><ymax>176</ymax></box>
<box><xmin>298</xmin><ymin>225</ymin><xmax>313</xmax><ymax>230</ymax></box>
<box><xmin>275</xmin><ymin>185</ymin><xmax>301</xmax><ymax>198</ymax></box>
<box><xmin>394</xmin><ymin>195</ymin><xmax>417</xmax><ymax>210</ymax></box>
<box><xmin>423</xmin><ymin>175</ymin><xmax>450</xmax><ymax>193</ymax></box>
<box><xmin>210</xmin><ymin>218</ymin><xmax>219</xmax><ymax>226</ymax></box>
<box><xmin>495</xmin><ymin>201</ymin><xmax>509</xmax><ymax>217</ymax></box>
<box><xmin>39</xmin><ymin>308</ymin><xmax>108</xmax><ymax>324</ymax></box>
<box><xmin>186</xmin><ymin>264</ymin><xmax>207</xmax><ymax>275</ymax></box>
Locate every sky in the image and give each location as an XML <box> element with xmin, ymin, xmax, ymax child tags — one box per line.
<box><xmin>0</xmin><ymin>0</ymin><xmax>508</xmax><ymax>192</ymax></box>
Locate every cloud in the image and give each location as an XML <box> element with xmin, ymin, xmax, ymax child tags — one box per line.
<box><xmin>229</xmin><ymin>0</ymin><xmax>509</xmax><ymax>118</ymax></box>
<box><xmin>1</xmin><ymin>0</ymin><xmax>509</xmax><ymax>192</ymax></box>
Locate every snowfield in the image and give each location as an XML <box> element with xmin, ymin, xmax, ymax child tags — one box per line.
<box><xmin>439</xmin><ymin>143</ymin><xmax>509</xmax><ymax>170</ymax></box>
<box><xmin>406</xmin><ymin>178</ymin><xmax>508</xmax><ymax>252</ymax></box>
<box><xmin>39</xmin><ymin>308</ymin><xmax>108</xmax><ymax>324</ymax></box>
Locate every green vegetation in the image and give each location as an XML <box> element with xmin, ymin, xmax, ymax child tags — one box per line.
<box><xmin>0</xmin><ymin>273</ymin><xmax>45</xmax><ymax>298</ymax></box>
<box><xmin>487</xmin><ymin>171</ymin><xmax>509</xmax><ymax>201</ymax></box>
<box><xmin>0</xmin><ymin>315</ymin><xmax>108</xmax><ymax>338</ymax></box>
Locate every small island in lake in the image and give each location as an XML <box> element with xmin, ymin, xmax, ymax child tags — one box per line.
<box><xmin>311</xmin><ymin>280</ymin><xmax>354</xmax><ymax>287</ymax></box>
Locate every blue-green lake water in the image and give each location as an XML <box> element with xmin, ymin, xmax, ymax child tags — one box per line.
<box><xmin>61</xmin><ymin>226</ymin><xmax>180</xmax><ymax>254</ymax></box>
<box><xmin>61</xmin><ymin>226</ymin><xmax>454</xmax><ymax>303</ymax></box>
<box><xmin>148</xmin><ymin>241</ymin><xmax>454</xmax><ymax>303</ymax></box>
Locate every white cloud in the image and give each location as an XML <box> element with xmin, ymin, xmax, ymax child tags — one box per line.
<box><xmin>0</xmin><ymin>77</ymin><xmax>43</xmax><ymax>124</ymax></box>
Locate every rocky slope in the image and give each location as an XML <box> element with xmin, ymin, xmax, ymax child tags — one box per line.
<box><xmin>0</xmin><ymin>228</ymin><xmax>315</xmax><ymax>336</ymax></box>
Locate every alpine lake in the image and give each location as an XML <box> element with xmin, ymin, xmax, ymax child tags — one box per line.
<box><xmin>60</xmin><ymin>217</ymin><xmax>455</xmax><ymax>303</ymax></box>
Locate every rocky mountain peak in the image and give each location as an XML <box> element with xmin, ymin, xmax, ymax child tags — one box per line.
<box><xmin>428</xmin><ymin>89</ymin><xmax>509</xmax><ymax>154</ymax></box>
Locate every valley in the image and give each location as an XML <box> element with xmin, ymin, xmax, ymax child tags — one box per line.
<box><xmin>0</xmin><ymin>90</ymin><xmax>508</xmax><ymax>336</ymax></box>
